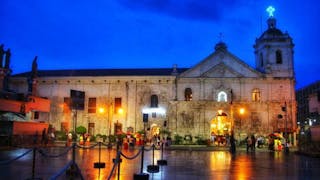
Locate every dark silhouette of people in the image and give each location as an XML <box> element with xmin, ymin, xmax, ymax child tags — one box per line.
<box><xmin>41</xmin><ymin>128</ymin><xmax>48</xmax><ymax>146</ymax></box>
<box><xmin>251</xmin><ymin>135</ymin><xmax>256</xmax><ymax>151</ymax></box>
<box><xmin>230</xmin><ymin>133</ymin><xmax>236</xmax><ymax>154</ymax></box>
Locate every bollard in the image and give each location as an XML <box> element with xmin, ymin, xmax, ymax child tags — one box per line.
<box><xmin>147</xmin><ymin>145</ymin><xmax>159</xmax><ymax>173</ymax></box>
<box><xmin>157</xmin><ymin>143</ymin><xmax>167</xmax><ymax>166</ymax></box>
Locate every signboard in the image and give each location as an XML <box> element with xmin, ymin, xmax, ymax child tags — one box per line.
<box><xmin>70</xmin><ymin>90</ymin><xmax>85</xmax><ymax>110</ymax></box>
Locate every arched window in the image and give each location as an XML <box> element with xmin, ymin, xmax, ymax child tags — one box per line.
<box><xmin>252</xmin><ymin>88</ymin><xmax>261</xmax><ymax>102</ymax></box>
<box><xmin>185</xmin><ymin>88</ymin><xmax>192</xmax><ymax>101</ymax></box>
<box><xmin>276</xmin><ymin>50</ymin><xmax>282</xmax><ymax>64</ymax></box>
<box><xmin>150</xmin><ymin>95</ymin><xmax>158</xmax><ymax>107</ymax></box>
<box><xmin>217</xmin><ymin>91</ymin><xmax>227</xmax><ymax>102</ymax></box>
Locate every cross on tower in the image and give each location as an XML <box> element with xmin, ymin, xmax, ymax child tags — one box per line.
<box><xmin>266</xmin><ymin>6</ymin><xmax>275</xmax><ymax>17</ymax></box>
<box><xmin>218</xmin><ymin>32</ymin><xmax>224</xmax><ymax>42</ymax></box>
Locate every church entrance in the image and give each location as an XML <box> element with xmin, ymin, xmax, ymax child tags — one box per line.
<box><xmin>210</xmin><ymin>110</ymin><xmax>231</xmax><ymax>146</ymax></box>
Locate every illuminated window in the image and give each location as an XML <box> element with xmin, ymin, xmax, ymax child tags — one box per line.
<box><xmin>88</xmin><ymin>97</ymin><xmax>96</xmax><ymax>113</ymax></box>
<box><xmin>63</xmin><ymin>97</ymin><xmax>71</xmax><ymax>113</ymax></box>
<box><xmin>252</xmin><ymin>88</ymin><xmax>261</xmax><ymax>102</ymax></box>
<box><xmin>185</xmin><ymin>88</ymin><xmax>192</xmax><ymax>101</ymax></box>
<box><xmin>150</xmin><ymin>95</ymin><xmax>158</xmax><ymax>107</ymax></box>
<box><xmin>217</xmin><ymin>91</ymin><xmax>227</xmax><ymax>102</ymax></box>
<box><xmin>114</xmin><ymin>97</ymin><xmax>122</xmax><ymax>114</ymax></box>
<box><xmin>276</xmin><ymin>50</ymin><xmax>282</xmax><ymax>64</ymax></box>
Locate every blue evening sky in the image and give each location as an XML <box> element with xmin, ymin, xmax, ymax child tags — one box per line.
<box><xmin>1</xmin><ymin>0</ymin><xmax>319</xmax><ymax>89</ymax></box>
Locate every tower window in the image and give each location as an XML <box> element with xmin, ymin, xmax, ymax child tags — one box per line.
<box><xmin>150</xmin><ymin>95</ymin><xmax>158</xmax><ymax>107</ymax></box>
<box><xmin>276</xmin><ymin>50</ymin><xmax>282</xmax><ymax>64</ymax></box>
<box><xmin>185</xmin><ymin>88</ymin><xmax>192</xmax><ymax>101</ymax></box>
<box><xmin>217</xmin><ymin>91</ymin><xmax>227</xmax><ymax>102</ymax></box>
<box><xmin>252</xmin><ymin>88</ymin><xmax>261</xmax><ymax>102</ymax></box>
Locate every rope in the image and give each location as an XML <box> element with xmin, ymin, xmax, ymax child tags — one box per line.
<box><xmin>49</xmin><ymin>160</ymin><xmax>73</xmax><ymax>180</ymax></box>
<box><xmin>37</xmin><ymin>146</ymin><xmax>73</xmax><ymax>158</ymax></box>
<box><xmin>0</xmin><ymin>149</ymin><xmax>33</xmax><ymax>165</ymax></box>
<box><xmin>49</xmin><ymin>161</ymin><xmax>84</xmax><ymax>180</ymax></box>
<box><xmin>75</xmin><ymin>142</ymin><xmax>99</xmax><ymax>149</ymax></box>
<box><xmin>120</xmin><ymin>148</ymin><xmax>142</xmax><ymax>160</ymax></box>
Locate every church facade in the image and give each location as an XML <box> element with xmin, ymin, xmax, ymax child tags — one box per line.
<box><xmin>9</xmin><ymin>15</ymin><xmax>297</xmax><ymax>144</ymax></box>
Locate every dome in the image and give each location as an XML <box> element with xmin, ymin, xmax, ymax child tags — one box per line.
<box><xmin>257</xmin><ymin>17</ymin><xmax>287</xmax><ymax>40</ymax></box>
<box><xmin>214</xmin><ymin>41</ymin><xmax>227</xmax><ymax>51</ymax></box>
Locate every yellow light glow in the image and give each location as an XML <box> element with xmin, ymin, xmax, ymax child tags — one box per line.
<box><xmin>239</xmin><ymin>108</ymin><xmax>245</xmax><ymax>115</ymax></box>
<box><xmin>98</xmin><ymin>107</ymin><xmax>105</xmax><ymax>114</ymax></box>
<box><xmin>118</xmin><ymin>108</ymin><xmax>124</xmax><ymax>114</ymax></box>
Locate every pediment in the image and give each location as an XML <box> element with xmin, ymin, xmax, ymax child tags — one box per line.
<box><xmin>180</xmin><ymin>49</ymin><xmax>261</xmax><ymax>78</ymax></box>
<box><xmin>201</xmin><ymin>62</ymin><xmax>243</xmax><ymax>78</ymax></box>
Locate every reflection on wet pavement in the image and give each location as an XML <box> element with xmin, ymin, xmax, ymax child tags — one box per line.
<box><xmin>0</xmin><ymin>147</ymin><xmax>320</xmax><ymax>180</ymax></box>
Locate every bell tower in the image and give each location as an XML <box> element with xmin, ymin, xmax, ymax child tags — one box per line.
<box><xmin>254</xmin><ymin>6</ymin><xmax>295</xmax><ymax>78</ymax></box>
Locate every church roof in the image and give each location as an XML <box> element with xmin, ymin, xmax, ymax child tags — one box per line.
<box><xmin>12</xmin><ymin>68</ymin><xmax>189</xmax><ymax>77</ymax></box>
<box><xmin>257</xmin><ymin>17</ymin><xmax>292</xmax><ymax>41</ymax></box>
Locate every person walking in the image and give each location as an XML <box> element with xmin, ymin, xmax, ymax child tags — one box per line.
<box><xmin>251</xmin><ymin>135</ymin><xmax>256</xmax><ymax>152</ymax></box>
<box><xmin>230</xmin><ymin>133</ymin><xmax>236</xmax><ymax>154</ymax></box>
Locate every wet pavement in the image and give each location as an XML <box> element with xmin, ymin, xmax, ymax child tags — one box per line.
<box><xmin>0</xmin><ymin>145</ymin><xmax>320</xmax><ymax>180</ymax></box>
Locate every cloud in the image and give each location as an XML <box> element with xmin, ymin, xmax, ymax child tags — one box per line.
<box><xmin>117</xmin><ymin>0</ymin><xmax>240</xmax><ymax>21</ymax></box>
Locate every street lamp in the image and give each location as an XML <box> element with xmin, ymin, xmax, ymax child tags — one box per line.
<box><xmin>239</xmin><ymin>108</ymin><xmax>245</xmax><ymax>144</ymax></box>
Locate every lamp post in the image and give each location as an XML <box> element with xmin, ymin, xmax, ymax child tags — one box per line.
<box><xmin>239</xmin><ymin>108</ymin><xmax>245</xmax><ymax>145</ymax></box>
<box><xmin>282</xmin><ymin>102</ymin><xmax>289</xmax><ymax>153</ymax></box>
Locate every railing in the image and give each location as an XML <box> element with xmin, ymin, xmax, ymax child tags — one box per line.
<box><xmin>0</xmin><ymin>141</ymin><xmax>168</xmax><ymax>180</ymax></box>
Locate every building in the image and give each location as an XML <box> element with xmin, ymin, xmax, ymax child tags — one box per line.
<box><xmin>8</xmin><ymin>12</ymin><xmax>297</xmax><ymax>145</ymax></box>
<box><xmin>296</xmin><ymin>81</ymin><xmax>320</xmax><ymax>127</ymax></box>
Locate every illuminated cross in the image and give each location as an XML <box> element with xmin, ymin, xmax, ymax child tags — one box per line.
<box><xmin>266</xmin><ymin>6</ymin><xmax>275</xmax><ymax>17</ymax></box>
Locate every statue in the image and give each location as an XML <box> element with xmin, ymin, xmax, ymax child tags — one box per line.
<box><xmin>0</xmin><ymin>44</ymin><xmax>4</xmax><ymax>68</ymax></box>
<box><xmin>31</xmin><ymin>56</ymin><xmax>38</xmax><ymax>78</ymax></box>
<box><xmin>4</xmin><ymin>48</ymin><xmax>11</xmax><ymax>69</ymax></box>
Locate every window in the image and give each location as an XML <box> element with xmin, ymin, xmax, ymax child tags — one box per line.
<box><xmin>150</xmin><ymin>95</ymin><xmax>158</xmax><ymax>107</ymax></box>
<box><xmin>276</xmin><ymin>50</ymin><xmax>282</xmax><ymax>64</ymax></box>
<box><xmin>185</xmin><ymin>88</ymin><xmax>192</xmax><ymax>101</ymax></box>
<box><xmin>217</xmin><ymin>91</ymin><xmax>227</xmax><ymax>102</ymax></box>
<box><xmin>114</xmin><ymin>97</ymin><xmax>122</xmax><ymax>114</ymax></box>
<box><xmin>88</xmin><ymin>98</ymin><xmax>96</xmax><ymax>113</ymax></box>
<box><xmin>34</xmin><ymin>111</ymin><xmax>39</xmax><ymax>119</ymax></box>
<box><xmin>252</xmin><ymin>88</ymin><xmax>261</xmax><ymax>102</ymax></box>
<box><xmin>63</xmin><ymin>97</ymin><xmax>71</xmax><ymax>113</ymax></box>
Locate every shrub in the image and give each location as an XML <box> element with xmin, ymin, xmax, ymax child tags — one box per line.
<box><xmin>173</xmin><ymin>134</ymin><xmax>183</xmax><ymax>145</ymax></box>
<box><xmin>55</xmin><ymin>131</ymin><xmax>67</xmax><ymax>141</ymax></box>
<box><xmin>76</xmin><ymin>126</ymin><xmax>87</xmax><ymax>135</ymax></box>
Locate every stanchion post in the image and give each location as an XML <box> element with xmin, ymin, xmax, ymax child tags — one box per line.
<box><xmin>147</xmin><ymin>144</ymin><xmax>159</xmax><ymax>173</ymax></box>
<box><xmin>140</xmin><ymin>145</ymin><xmax>144</xmax><ymax>174</ymax></box>
<box><xmin>94</xmin><ymin>142</ymin><xmax>106</xmax><ymax>168</ymax></box>
<box><xmin>32</xmin><ymin>147</ymin><xmax>36</xmax><ymax>179</ymax></box>
<box><xmin>133</xmin><ymin>122</ymin><xmax>149</xmax><ymax>180</ymax></box>
<box><xmin>157</xmin><ymin>142</ymin><xmax>167</xmax><ymax>166</ymax></box>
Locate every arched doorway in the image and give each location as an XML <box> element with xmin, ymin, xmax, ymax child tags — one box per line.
<box><xmin>210</xmin><ymin>110</ymin><xmax>231</xmax><ymax>145</ymax></box>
